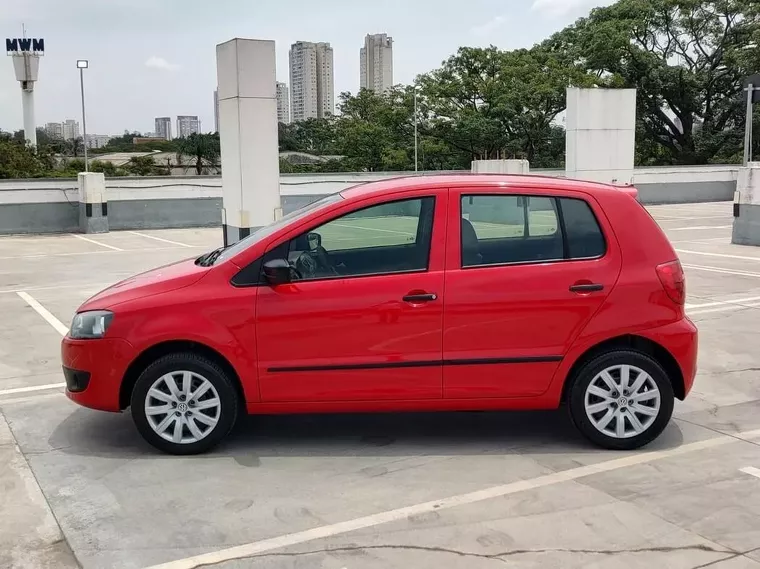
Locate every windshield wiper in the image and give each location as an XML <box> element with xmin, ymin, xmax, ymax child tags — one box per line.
<box><xmin>196</xmin><ymin>246</ymin><xmax>225</xmax><ymax>267</ymax></box>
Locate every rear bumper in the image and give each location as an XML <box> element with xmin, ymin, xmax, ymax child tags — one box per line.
<box><xmin>61</xmin><ymin>336</ymin><xmax>136</xmax><ymax>412</ymax></box>
<box><xmin>639</xmin><ymin>317</ymin><xmax>698</xmax><ymax>398</ymax></box>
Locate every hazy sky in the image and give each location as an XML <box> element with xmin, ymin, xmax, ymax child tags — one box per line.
<box><xmin>1</xmin><ymin>0</ymin><xmax>612</xmax><ymax>135</ymax></box>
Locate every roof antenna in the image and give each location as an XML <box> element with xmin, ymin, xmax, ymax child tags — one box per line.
<box><xmin>22</xmin><ymin>23</ymin><xmax>27</xmax><ymax>39</ymax></box>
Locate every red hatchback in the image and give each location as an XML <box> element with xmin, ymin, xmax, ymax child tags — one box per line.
<box><xmin>62</xmin><ymin>175</ymin><xmax>697</xmax><ymax>454</ymax></box>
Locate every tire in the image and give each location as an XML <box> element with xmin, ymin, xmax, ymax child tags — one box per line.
<box><xmin>130</xmin><ymin>352</ymin><xmax>239</xmax><ymax>455</ymax></box>
<box><xmin>568</xmin><ymin>350</ymin><xmax>674</xmax><ymax>450</ymax></box>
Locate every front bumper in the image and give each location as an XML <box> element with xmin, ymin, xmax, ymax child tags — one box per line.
<box><xmin>61</xmin><ymin>336</ymin><xmax>136</xmax><ymax>412</ymax></box>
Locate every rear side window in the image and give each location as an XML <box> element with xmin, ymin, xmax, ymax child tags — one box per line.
<box><xmin>460</xmin><ymin>194</ymin><xmax>605</xmax><ymax>268</ymax></box>
<box><xmin>461</xmin><ymin>195</ymin><xmax>563</xmax><ymax>266</ymax></box>
<box><xmin>559</xmin><ymin>198</ymin><xmax>606</xmax><ymax>259</ymax></box>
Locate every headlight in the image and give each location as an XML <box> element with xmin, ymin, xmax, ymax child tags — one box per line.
<box><xmin>70</xmin><ymin>310</ymin><xmax>114</xmax><ymax>339</ymax></box>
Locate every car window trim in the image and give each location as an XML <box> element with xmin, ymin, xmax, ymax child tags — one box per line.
<box><xmin>459</xmin><ymin>193</ymin><xmax>607</xmax><ymax>270</ymax></box>
<box><xmin>233</xmin><ymin>195</ymin><xmax>437</xmax><ymax>286</ymax></box>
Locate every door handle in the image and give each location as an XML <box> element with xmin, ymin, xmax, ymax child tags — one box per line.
<box><xmin>403</xmin><ymin>293</ymin><xmax>438</xmax><ymax>303</ymax></box>
<box><xmin>569</xmin><ymin>283</ymin><xmax>604</xmax><ymax>293</ymax></box>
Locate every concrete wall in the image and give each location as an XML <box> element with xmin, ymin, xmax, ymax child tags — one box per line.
<box><xmin>0</xmin><ymin>167</ymin><xmax>741</xmax><ymax>235</ymax></box>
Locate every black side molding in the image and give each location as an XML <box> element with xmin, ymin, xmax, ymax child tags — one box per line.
<box><xmin>268</xmin><ymin>356</ymin><xmax>563</xmax><ymax>373</ymax></box>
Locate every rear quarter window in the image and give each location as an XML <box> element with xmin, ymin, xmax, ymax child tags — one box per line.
<box><xmin>559</xmin><ymin>198</ymin><xmax>606</xmax><ymax>259</ymax></box>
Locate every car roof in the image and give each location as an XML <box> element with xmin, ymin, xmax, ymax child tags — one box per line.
<box><xmin>339</xmin><ymin>174</ymin><xmax>638</xmax><ymax>200</ymax></box>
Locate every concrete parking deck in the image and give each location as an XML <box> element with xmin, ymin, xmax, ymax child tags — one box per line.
<box><xmin>1</xmin><ymin>203</ymin><xmax>760</xmax><ymax>569</ymax></box>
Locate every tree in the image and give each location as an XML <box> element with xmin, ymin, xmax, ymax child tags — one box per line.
<box><xmin>546</xmin><ymin>0</ymin><xmax>760</xmax><ymax>164</ymax></box>
<box><xmin>176</xmin><ymin>133</ymin><xmax>221</xmax><ymax>175</ymax></box>
<box><xmin>0</xmin><ymin>136</ymin><xmax>56</xmax><ymax>178</ymax></box>
<box><xmin>125</xmin><ymin>156</ymin><xmax>160</xmax><ymax>176</ymax></box>
<box><xmin>90</xmin><ymin>160</ymin><xmax>126</xmax><ymax>177</ymax></box>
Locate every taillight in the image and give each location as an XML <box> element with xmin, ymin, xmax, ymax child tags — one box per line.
<box><xmin>656</xmin><ymin>260</ymin><xmax>685</xmax><ymax>305</ymax></box>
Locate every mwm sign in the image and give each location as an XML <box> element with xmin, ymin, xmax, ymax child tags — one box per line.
<box><xmin>6</xmin><ymin>38</ymin><xmax>45</xmax><ymax>53</ymax></box>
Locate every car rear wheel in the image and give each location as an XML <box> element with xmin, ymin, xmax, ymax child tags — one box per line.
<box><xmin>131</xmin><ymin>353</ymin><xmax>239</xmax><ymax>455</ymax></box>
<box><xmin>568</xmin><ymin>350</ymin><xmax>674</xmax><ymax>450</ymax></box>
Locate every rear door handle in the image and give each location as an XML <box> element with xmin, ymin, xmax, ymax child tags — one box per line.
<box><xmin>403</xmin><ymin>293</ymin><xmax>438</xmax><ymax>303</ymax></box>
<box><xmin>569</xmin><ymin>283</ymin><xmax>604</xmax><ymax>293</ymax></box>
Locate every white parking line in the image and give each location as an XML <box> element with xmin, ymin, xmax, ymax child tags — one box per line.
<box><xmin>144</xmin><ymin>429</ymin><xmax>760</xmax><ymax>569</ymax></box>
<box><xmin>128</xmin><ymin>231</ymin><xmax>194</xmax><ymax>248</ymax></box>
<box><xmin>657</xmin><ymin>216</ymin><xmax>730</xmax><ymax>221</ymax></box>
<box><xmin>16</xmin><ymin>292</ymin><xmax>69</xmax><ymax>336</ymax></box>
<box><xmin>0</xmin><ymin>383</ymin><xmax>65</xmax><ymax>397</ymax></box>
<box><xmin>682</xmin><ymin>264</ymin><xmax>760</xmax><ymax>279</ymax></box>
<box><xmin>689</xmin><ymin>302</ymin><xmax>760</xmax><ymax>316</ymax></box>
<box><xmin>71</xmin><ymin>233</ymin><xmax>123</xmax><ymax>251</ymax></box>
<box><xmin>741</xmin><ymin>467</ymin><xmax>760</xmax><ymax>480</ymax></box>
<box><xmin>687</xmin><ymin>296</ymin><xmax>760</xmax><ymax>310</ymax></box>
<box><xmin>333</xmin><ymin>223</ymin><xmax>412</xmax><ymax>236</ymax></box>
<box><xmin>667</xmin><ymin>225</ymin><xmax>733</xmax><ymax>232</ymax></box>
<box><xmin>676</xmin><ymin>249</ymin><xmax>760</xmax><ymax>262</ymax></box>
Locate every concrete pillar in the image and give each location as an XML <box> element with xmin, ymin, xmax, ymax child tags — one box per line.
<box><xmin>78</xmin><ymin>172</ymin><xmax>108</xmax><ymax>234</ymax></box>
<box><xmin>216</xmin><ymin>38</ymin><xmax>281</xmax><ymax>246</ymax></box>
<box><xmin>471</xmin><ymin>159</ymin><xmax>530</xmax><ymax>174</ymax></box>
<box><xmin>732</xmin><ymin>163</ymin><xmax>760</xmax><ymax>246</ymax></box>
<box><xmin>565</xmin><ymin>87</ymin><xmax>636</xmax><ymax>186</ymax></box>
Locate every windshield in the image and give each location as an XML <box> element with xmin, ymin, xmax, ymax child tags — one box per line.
<box><xmin>211</xmin><ymin>193</ymin><xmax>344</xmax><ymax>265</ymax></box>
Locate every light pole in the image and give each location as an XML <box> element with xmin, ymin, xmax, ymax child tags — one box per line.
<box><xmin>414</xmin><ymin>86</ymin><xmax>420</xmax><ymax>172</ymax></box>
<box><xmin>77</xmin><ymin>59</ymin><xmax>89</xmax><ymax>172</ymax></box>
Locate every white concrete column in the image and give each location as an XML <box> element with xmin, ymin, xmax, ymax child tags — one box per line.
<box><xmin>471</xmin><ymin>159</ymin><xmax>530</xmax><ymax>174</ymax></box>
<box><xmin>732</xmin><ymin>162</ymin><xmax>760</xmax><ymax>246</ymax></box>
<box><xmin>216</xmin><ymin>38</ymin><xmax>281</xmax><ymax>245</ymax></box>
<box><xmin>565</xmin><ymin>88</ymin><xmax>636</xmax><ymax>186</ymax></box>
<box><xmin>78</xmin><ymin>172</ymin><xmax>108</xmax><ymax>233</ymax></box>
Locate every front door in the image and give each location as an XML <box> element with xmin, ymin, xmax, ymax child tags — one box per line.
<box><xmin>443</xmin><ymin>190</ymin><xmax>622</xmax><ymax>399</ymax></box>
<box><xmin>256</xmin><ymin>190</ymin><xmax>447</xmax><ymax>402</ymax></box>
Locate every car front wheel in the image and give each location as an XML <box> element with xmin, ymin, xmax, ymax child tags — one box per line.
<box><xmin>130</xmin><ymin>353</ymin><xmax>239</xmax><ymax>455</ymax></box>
<box><xmin>568</xmin><ymin>350</ymin><xmax>675</xmax><ymax>450</ymax></box>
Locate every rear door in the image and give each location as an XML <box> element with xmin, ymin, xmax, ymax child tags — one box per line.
<box><xmin>443</xmin><ymin>188</ymin><xmax>622</xmax><ymax>399</ymax></box>
<box><xmin>255</xmin><ymin>188</ymin><xmax>448</xmax><ymax>402</ymax></box>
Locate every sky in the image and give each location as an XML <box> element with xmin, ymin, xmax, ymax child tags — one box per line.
<box><xmin>0</xmin><ymin>0</ymin><xmax>613</xmax><ymax>136</ymax></box>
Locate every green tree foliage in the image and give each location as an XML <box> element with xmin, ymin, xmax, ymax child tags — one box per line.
<box><xmin>0</xmin><ymin>136</ymin><xmax>56</xmax><ymax>178</ymax></box>
<box><xmin>175</xmin><ymin>133</ymin><xmax>221</xmax><ymax>175</ymax></box>
<box><xmin>546</xmin><ymin>0</ymin><xmax>760</xmax><ymax>164</ymax></box>
<box><xmin>125</xmin><ymin>156</ymin><xmax>161</xmax><ymax>176</ymax></box>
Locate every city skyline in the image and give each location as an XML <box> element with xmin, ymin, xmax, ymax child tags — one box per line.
<box><xmin>0</xmin><ymin>0</ymin><xmax>613</xmax><ymax>133</ymax></box>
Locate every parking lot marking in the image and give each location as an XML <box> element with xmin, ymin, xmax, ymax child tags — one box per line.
<box><xmin>741</xmin><ymin>467</ymin><xmax>760</xmax><ymax>480</ymax></box>
<box><xmin>0</xmin><ymin>281</ymin><xmax>122</xmax><ymax>295</ymax></box>
<box><xmin>687</xmin><ymin>296</ymin><xmax>760</xmax><ymax>310</ymax></box>
<box><xmin>144</xmin><ymin>429</ymin><xmax>760</xmax><ymax>569</ymax></box>
<box><xmin>0</xmin><ymin>383</ymin><xmax>65</xmax><ymax>397</ymax></box>
<box><xmin>128</xmin><ymin>231</ymin><xmax>195</xmax><ymax>248</ymax></box>
<box><xmin>71</xmin><ymin>233</ymin><xmax>123</xmax><ymax>251</ymax></box>
<box><xmin>657</xmin><ymin>216</ymin><xmax>730</xmax><ymax>221</ymax></box>
<box><xmin>16</xmin><ymin>292</ymin><xmax>69</xmax><ymax>336</ymax></box>
<box><xmin>667</xmin><ymin>225</ymin><xmax>732</xmax><ymax>232</ymax></box>
<box><xmin>676</xmin><ymin>249</ymin><xmax>760</xmax><ymax>262</ymax></box>
<box><xmin>682</xmin><ymin>264</ymin><xmax>760</xmax><ymax>279</ymax></box>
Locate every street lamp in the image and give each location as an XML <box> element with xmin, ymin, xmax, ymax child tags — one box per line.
<box><xmin>414</xmin><ymin>86</ymin><xmax>420</xmax><ymax>173</ymax></box>
<box><xmin>76</xmin><ymin>60</ymin><xmax>89</xmax><ymax>172</ymax></box>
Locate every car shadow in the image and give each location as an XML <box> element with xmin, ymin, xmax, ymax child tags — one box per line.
<box><xmin>48</xmin><ymin>406</ymin><xmax>685</xmax><ymax>460</ymax></box>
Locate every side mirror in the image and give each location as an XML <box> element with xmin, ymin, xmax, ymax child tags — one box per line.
<box><xmin>263</xmin><ymin>259</ymin><xmax>291</xmax><ymax>286</ymax></box>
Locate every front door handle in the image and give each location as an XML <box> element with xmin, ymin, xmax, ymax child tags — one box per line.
<box><xmin>569</xmin><ymin>283</ymin><xmax>604</xmax><ymax>293</ymax></box>
<box><xmin>403</xmin><ymin>293</ymin><xmax>438</xmax><ymax>303</ymax></box>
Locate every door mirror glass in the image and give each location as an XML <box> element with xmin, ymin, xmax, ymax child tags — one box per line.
<box><xmin>263</xmin><ymin>259</ymin><xmax>292</xmax><ymax>286</ymax></box>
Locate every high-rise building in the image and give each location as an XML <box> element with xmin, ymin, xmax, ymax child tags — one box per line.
<box><xmin>85</xmin><ymin>134</ymin><xmax>112</xmax><ymax>149</ymax></box>
<box><xmin>155</xmin><ymin>117</ymin><xmax>172</xmax><ymax>140</ymax></box>
<box><xmin>213</xmin><ymin>90</ymin><xmax>220</xmax><ymax>133</ymax></box>
<box><xmin>276</xmin><ymin>82</ymin><xmax>290</xmax><ymax>124</ymax></box>
<box><xmin>176</xmin><ymin>115</ymin><xmax>200</xmax><ymax>138</ymax></box>
<box><xmin>44</xmin><ymin>122</ymin><xmax>63</xmax><ymax>139</ymax></box>
<box><xmin>61</xmin><ymin>119</ymin><xmax>80</xmax><ymax>140</ymax></box>
<box><xmin>289</xmin><ymin>41</ymin><xmax>334</xmax><ymax>122</ymax></box>
<box><xmin>360</xmin><ymin>33</ymin><xmax>394</xmax><ymax>93</ymax></box>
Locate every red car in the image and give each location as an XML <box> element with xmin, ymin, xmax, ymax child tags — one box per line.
<box><xmin>62</xmin><ymin>175</ymin><xmax>697</xmax><ymax>454</ymax></box>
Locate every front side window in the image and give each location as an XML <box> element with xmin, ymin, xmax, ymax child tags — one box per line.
<box><xmin>283</xmin><ymin>197</ymin><xmax>435</xmax><ymax>281</ymax></box>
<box><xmin>461</xmin><ymin>195</ymin><xmax>562</xmax><ymax>267</ymax></box>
